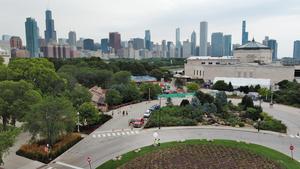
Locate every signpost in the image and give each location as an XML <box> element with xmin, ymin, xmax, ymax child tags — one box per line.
<box><xmin>87</xmin><ymin>156</ymin><xmax>92</xmax><ymax>169</ymax></box>
<box><xmin>290</xmin><ymin>145</ymin><xmax>294</xmax><ymax>160</ymax></box>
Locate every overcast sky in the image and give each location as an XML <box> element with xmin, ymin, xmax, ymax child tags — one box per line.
<box><xmin>1</xmin><ymin>0</ymin><xmax>300</xmax><ymax>57</ymax></box>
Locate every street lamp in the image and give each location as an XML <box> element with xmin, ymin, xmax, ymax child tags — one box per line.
<box><xmin>257</xmin><ymin>118</ymin><xmax>261</xmax><ymax>132</ymax></box>
<box><xmin>77</xmin><ymin>112</ymin><xmax>80</xmax><ymax>133</ymax></box>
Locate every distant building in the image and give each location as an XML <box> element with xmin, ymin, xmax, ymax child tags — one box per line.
<box><xmin>145</xmin><ymin>30</ymin><xmax>152</xmax><ymax>50</ymax></box>
<box><xmin>25</xmin><ymin>17</ymin><xmax>40</xmax><ymax>57</ymax></box>
<box><xmin>262</xmin><ymin>36</ymin><xmax>269</xmax><ymax>46</ymax></box>
<box><xmin>207</xmin><ymin>42</ymin><xmax>212</xmax><ymax>56</ymax></box>
<box><xmin>109</xmin><ymin>32</ymin><xmax>121</xmax><ymax>52</ymax></box>
<box><xmin>0</xmin><ymin>47</ymin><xmax>10</xmax><ymax>64</ymax></box>
<box><xmin>242</xmin><ymin>20</ymin><xmax>249</xmax><ymax>45</ymax></box>
<box><xmin>191</xmin><ymin>31</ymin><xmax>197</xmax><ymax>56</ymax></box>
<box><xmin>101</xmin><ymin>38</ymin><xmax>109</xmax><ymax>53</ymax></box>
<box><xmin>68</xmin><ymin>31</ymin><xmax>76</xmax><ymax>47</ymax></box>
<box><xmin>211</xmin><ymin>32</ymin><xmax>223</xmax><ymax>57</ymax></box>
<box><xmin>11</xmin><ymin>49</ymin><xmax>29</xmax><ymax>58</ymax></box>
<box><xmin>44</xmin><ymin>10</ymin><xmax>57</xmax><ymax>43</ymax></box>
<box><xmin>175</xmin><ymin>28</ymin><xmax>181</xmax><ymax>57</ymax></box>
<box><xmin>133</xmin><ymin>38</ymin><xmax>144</xmax><ymax>50</ymax></box>
<box><xmin>267</xmin><ymin>39</ymin><xmax>278</xmax><ymax>61</ymax></box>
<box><xmin>40</xmin><ymin>44</ymin><xmax>72</xmax><ymax>58</ymax></box>
<box><xmin>167</xmin><ymin>41</ymin><xmax>175</xmax><ymax>58</ymax></box>
<box><xmin>83</xmin><ymin>39</ymin><xmax>95</xmax><ymax>51</ymax></box>
<box><xmin>10</xmin><ymin>36</ymin><xmax>22</xmax><ymax>49</ymax></box>
<box><xmin>223</xmin><ymin>35</ymin><xmax>232</xmax><ymax>56</ymax></box>
<box><xmin>182</xmin><ymin>40</ymin><xmax>191</xmax><ymax>58</ymax></box>
<box><xmin>2</xmin><ymin>35</ymin><xmax>11</xmax><ymax>41</ymax></box>
<box><xmin>233</xmin><ymin>39</ymin><xmax>272</xmax><ymax>64</ymax></box>
<box><xmin>293</xmin><ymin>40</ymin><xmax>300</xmax><ymax>59</ymax></box>
<box><xmin>162</xmin><ymin>40</ymin><xmax>167</xmax><ymax>58</ymax></box>
<box><xmin>200</xmin><ymin>21</ymin><xmax>208</xmax><ymax>56</ymax></box>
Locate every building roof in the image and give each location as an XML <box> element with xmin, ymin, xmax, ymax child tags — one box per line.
<box><xmin>131</xmin><ymin>75</ymin><xmax>157</xmax><ymax>83</ymax></box>
<box><xmin>187</xmin><ymin>56</ymin><xmax>235</xmax><ymax>60</ymax></box>
<box><xmin>213</xmin><ymin>77</ymin><xmax>271</xmax><ymax>88</ymax></box>
<box><xmin>236</xmin><ymin>39</ymin><xmax>270</xmax><ymax>50</ymax></box>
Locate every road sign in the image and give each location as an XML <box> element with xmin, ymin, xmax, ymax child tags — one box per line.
<box><xmin>290</xmin><ymin>145</ymin><xmax>294</xmax><ymax>159</ymax></box>
<box><xmin>87</xmin><ymin>156</ymin><xmax>91</xmax><ymax>163</ymax></box>
<box><xmin>153</xmin><ymin>132</ymin><xmax>158</xmax><ymax>138</ymax></box>
<box><xmin>290</xmin><ymin>145</ymin><xmax>294</xmax><ymax>151</ymax></box>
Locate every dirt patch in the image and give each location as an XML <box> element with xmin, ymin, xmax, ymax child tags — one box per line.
<box><xmin>118</xmin><ymin>144</ymin><xmax>283</xmax><ymax>169</ymax></box>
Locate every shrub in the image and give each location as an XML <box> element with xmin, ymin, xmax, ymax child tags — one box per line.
<box><xmin>16</xmin><ymin>133</ymin><xmax>82</xmax><ymax>163</ymax></box>
<box><xmin>186</xmin><ymin>82</ymin><xmax>199</xmax><ymax>92</ymax></box>
<box><xmin>257</xmin><ymin>113</ymin><xmax>287</xmax><ymax>133</ymax></box>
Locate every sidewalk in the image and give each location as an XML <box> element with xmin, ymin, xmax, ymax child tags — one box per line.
<box><xmin>0</xmin><ymin>132</ymin><xmax>44</xmax><ymax>169</ymax></box>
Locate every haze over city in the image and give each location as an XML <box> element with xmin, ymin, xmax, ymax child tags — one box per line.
<box><xmin>1</xmin><ymin>0</ymin><xmax>300</xmax><ymax>57</ymax></box>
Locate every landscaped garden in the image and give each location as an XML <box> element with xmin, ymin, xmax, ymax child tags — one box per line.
<box><xmin>145</xmin><ymin>91</ymin><xmax>287</xmax><ymax>133</ymax></box>
<box><xmin>98</xmin><ymin>140</ymin><xmax>300</xmax><ymax>169</ymax></box>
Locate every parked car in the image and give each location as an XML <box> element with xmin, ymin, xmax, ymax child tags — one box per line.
<box><xmin>149</xmin><ymin>104</ymin><xmax>160</xmax><ymax>111</ymax></box>
<box><xmin>129</xmin><ymin>118</ymin><xmax>144</xmax><ymax>128</ymax></box>
<box><xmin>144</xmin><ymin>109</ymin><xmax>152</xmax><ymax>118</ymax></box>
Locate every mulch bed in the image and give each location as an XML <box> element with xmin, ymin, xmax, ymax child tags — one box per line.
<box><xmin>118</xmin><ymin>144</ymin><xmax>283</xmax><ymax>169</ymax></box>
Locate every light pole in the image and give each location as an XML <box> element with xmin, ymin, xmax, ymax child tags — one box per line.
<box><xmin>77</xmin><ymin>112</ymin><xmax>80</xmax><ymax>133</ymax></box>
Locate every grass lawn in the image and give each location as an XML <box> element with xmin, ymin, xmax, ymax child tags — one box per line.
<box><xmin>97</xmin><ymin>139</ymin><xmax>300</xmax><ymax>169</ymax></box>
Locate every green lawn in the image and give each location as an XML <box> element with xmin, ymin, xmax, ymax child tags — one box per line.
<box><xmin>97</xmin><ymin>139</ymin><xmax>300</xmax><ymax>169</ymax></box>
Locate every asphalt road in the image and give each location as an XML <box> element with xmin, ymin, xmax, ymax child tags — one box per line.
<box><xmin>41</xmin><ymin>98</ymin><xmax>300</xmax><ymax>169</ymax></box>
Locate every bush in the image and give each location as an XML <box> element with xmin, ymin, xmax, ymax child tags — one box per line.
<box><xmin>257</xmin><ymin>113</ymin><xmax>287</xmax><ymax>133</ymax></box>
<box><xmin>186</xmin><ymin>82</ymin><xmax>199</xmax><ymax>92</ymax></box>
<box><xmin>17</xmin><ymin>133</ymin><xmax>82</xmax><ymax>163</ymax></box>
<box><xmin>240</xmin><ymin>95</ymin><xmax>254</xmax><ymax>110</ymax></box>
<box><xmin>212</xmin><ymin>80</ymin><xmax>228</xmax><ymax>91</ymax></box>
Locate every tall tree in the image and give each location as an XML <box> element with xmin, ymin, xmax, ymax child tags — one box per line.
<box><xmin>140</xmin><ymin>83</ymin><xmax>162</xmax><ymax>100</ymax></box>
<box><xmin>67</xmin><ymin>84</ymin><xmax>92</xmax><ymax>109</ymax></box>
<box><xmin>78</xmin><ymin>102</ymin><xmax>99</xmax><ymax>126</ymax></box>
<box><xmin>24</xmin><ymin>96</ymin><xmax>76</xmax><ymax>146</ymax></box>
<box><xmin>0</xmin><ymin>80</ymin><xmax>42</xmax><ymax>130</ymax></box>
<box><xmin>0</xmin><ymin>128</ymin><xmax>20</xmax><ymax>165</ymax></box>
<box><xmin>112</xmin><ymin>71</ymin><xmax>131</xmax><ymax>85</ymax></box>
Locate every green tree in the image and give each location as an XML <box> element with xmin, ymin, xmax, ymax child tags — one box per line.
<box><xmin>112</xmin><ymin>71</ymin><xmax>131</xmax><ymax>85</ymax></box>
<box><xmin>24</xmin><ymin>96</ymin><xmax>76</xmax><ymax>146</ymax></box>
<box><xmin>111</xmin><ymin>83</ymin><xmax>141</xmax><ymax>103</ymax></box>
<box><xmin>195</xmin><ymin>91</ymin><xmax>214</xmax><ymax>104</ymax></box>
<box><xmin>0</xmin><ymin>80</ymin><xmax>42</xmax><ymax>130</ymax></box>
<box><xmin>78</xmin><ymin>102</ymin><xmax>99</xmax><ymax>126</ymax></box>
<box><xmin>214</xmin><ymin>91</ymin><xmax>228</xmax><ymax>114</ymax></box>
<box><xmin>191</xmin><ymin>97</ymin><xmax>201</xmax><ymax>107</ymax></box>
<box><xmin>150</xmin><ymin>69</ymin><xmax>164</xmax><ymax>81</ymax></box>
<box><xmin>240</xmin><ymin>95</ymin><xmax>254</xmax><ymax>110</ymax></box>
<box><xmin>212</xmin><ymin>80</ymin><xmax>228</xmax><ymax>91</ymax></box>
<box><xmin>0</xmin><ymin>128</ymin><xmax>20</xmax><ymax>165</ymax></box>
<box><xmin>67</xmin><ymin>84</ymin><xmax>92</xmax><ymax>109</ymax></box>
<box><xmin>228</xmin><ymin>82</ymin><xmax>234</xmax><ymax>92</ymax></box>
<box><xmin>139</xmin><ymin>83</ymin><xmax>162</xmax><ymax>100</ymax></box>
<box><xmin>105</xmin><ymin>89</ymin><xmax>123</xmax><ymax>106</ymax></box>
<box><xmin>246</xmin><ymin>107</ymin><xmax>261</xmax><ymax>121</ymax></box>
<box><xmin>186</xmin><ymin>82</ymin><xmax>200</xmax><ymax>92</ymax></box>
<box><xmin>202</xmin><ymin>103</ymin><xmax>217</xmax><ymax>114</ymax></box>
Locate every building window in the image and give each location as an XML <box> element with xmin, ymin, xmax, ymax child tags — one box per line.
<box><xmin>194</xmin><ymin>70</ymin><xmax>196</xmax><ymax>75</ymax></box>
<box><xmin>197</xmin><ymin>70</ymin><xmax>198</xmax><ymax>75</ymax></box>
<box><xmin>249</xmin><ymin>72</ymin><xmax>253</xmax><ymax>78</ymax></box>
<box><xmin>238</xmin><ymin>72</ymin><xmax>241</xmax><ymax>77</ymax></box>
<box><xmin>209</xmin><ymin>62</ymin><xmax>213</xmax><ymax>65</ymax></box>
<box><xmin>243</xmin><ymin>72</ymin><xmax>247</xmax><ymax>78</ymax></box>
<box><xmin>200</xmin><ymin>71</ymin><xmax>202</xmax><ymax>76</ymax></box>
<box><xmin>201</xmin><ymin>62</ymin><xmax>206</xmax><ymax>65</ymax></box>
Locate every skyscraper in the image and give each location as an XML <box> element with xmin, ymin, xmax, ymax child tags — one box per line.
<box><xmin>223</xmin><ymin>35</ymin><xmax>232</xmax><ymax>56</ymax></box>
<box><xmin>83</xmin><ymin>39</ymin><xmax>95</xmax><ymax>51</ymax></box>
<box><xmin>162</xmin><ymin>40</ymin><xmax>167</xmax><ymax>58</ymax></box>
<box><xmin>211</xmin><ymin>32</ymin><xmax>223</xmax><ymax>57</ymax></box>
<box><xmin>267</xmin><ymin>39</ymin><xmax>278</xmax><ymax>61</ymax></box>
<box><xmin>68</xmin><ymin>31</ymin><xmax>77</xmax><ymax>47</ymax></box>
<box><xmin>182</xmin><ymin>40</ymin><xmax>191</xmax><ymax>58</ymax></box>
<box><xmin>262</xmin><ymin>36</ymin><xmax>269</xmax><ymax>46</ymax></box>
<box><xmin>293</xmin><ymin>41</ymin><xmax>300</xmax><ymax>59</ymax></box>
<box><xmin>200</xmin><ymin>21</ymin><xmax>208</xmax><ymax>56</ymax></box>
<box><xmin>109</xmin><ymin>32</ymin><xmax>121</xmax><ymax>52</ymax></box>
<box><xmin>101</xmin><ymin>38</ymin><xmax>109</xmax><ymax>53</ymax></box>
<box><xmin>191</xmin><ymin>31</ymin><xmax>197</xmax><ymax>56</ymax></box>
<box><xmin>133</xmin><ymin>38</ymin><xmax>144</xmax><ymax>50</ymax></box>
<box><xmin>10</xmin><ymin>36</ymin><xmax>22</xmax><ymax>49</ymax></box>
<box><xmin>25</xmin><ymin>17</ymin><xmax>40</xmax><ymax>57</ymax></box>
<box><xmin>175</xmin><ymin>28</ymin><xmax>181</xmax><ymax>57</ymax></box>
<box><xmin>145</xmin><ymin>30</ymin><xmax>152</xmax><ymax>51</ymax></box>
<box><xmin>242</xmin><ymin>20</ymin><xmax>249</xmax><ymax>45</ymax></box>
<box><xmin>44</xmin><ymin>10</ymin><xmax>57</xmax><ymax>43</ymax></box>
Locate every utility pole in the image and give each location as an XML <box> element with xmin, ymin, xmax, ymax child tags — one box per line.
<box><xmin>148</xmin><ymin>88</ymin><xmax>151</xmax><ymax>101</ymax></box>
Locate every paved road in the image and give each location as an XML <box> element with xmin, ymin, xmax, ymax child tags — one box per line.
<box><xmin>44</xmin><ymin>127</ymin><xmax>300</xmax><ymax>169</ymax></box>
<box><xmin>230</xmin><ymin>99</ymin><xmax>300</xmax><ymax>135</ymax></box>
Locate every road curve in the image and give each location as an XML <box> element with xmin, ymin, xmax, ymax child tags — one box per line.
<box><xmin>44</xmin><ymin>126</ymin><xmax>300</xmax><ymax>169</ymax></box>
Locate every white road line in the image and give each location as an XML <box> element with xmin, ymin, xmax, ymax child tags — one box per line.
<box><xmin>56</xmin><ymin>161</ymin><xmax>84</xmax><ymax>169</ymax></box>
<box><xmin>135</xmin><ymin>131</ymin><xmax>139</xmax><ymax>134</ymax></box>
<box><xmin>122</xmin><ymin>132</ymin><xmax>126</xmax><ymax>135</ymax></box>
<box><xmin>102</xmin><ymin>134</ymin><xmax>106</xmax><ymax>137</ymax></box>
<box><xmin>47</xmin><ymin>167</ymin><xmax>53</xmax><ymax>169</ymax></box>
<box><xmin>112</xmin><ymin>133</ymin><xmax>116</xmax><ymax>136</ymax></box>
<box><xmin>107</xmin><ymin>133</ymin><xmax>111</xmax><ymax>137</ymax></box>
<box><xmin>131</xmin><ymin>131</ymin><xmax>135</xmax><ymax>134</ymax></box>
<box><xmin>126</xmin><ymin>131</ymin><xmax>130</xmax><ymax>135</ymax></box>
<box><xmin>290</xmin><ymin>135</ymin><xmax>295</xmax><ymax>138</ymax></box>
<box><xmin>92</xmin><ymin>135</ymin><xmax>96</xmax><ymax>138</ymax></box>
<box><xmin>117</xmin><ymin>132</ymin><xmax>121</xmax><ymax>136</ymax></box>
<box><xmin>97</xmin><ymin>134</ymin><xmax>101</xmax><ymax>138</ymax></box>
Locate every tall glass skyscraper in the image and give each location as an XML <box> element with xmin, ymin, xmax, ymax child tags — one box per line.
<box><xmin>145</xmin><ymin>30</ymin><xmax>152</xmax><ymax>50</ymax></box>
<box><xmin>44</xmin><ymin>10</ymin><xmax>57</xmax><ymax>43</ymax></box>
<box><xmin>267</xmin><ymin>39</ymin><xmax>278</xmax><ymax>61</ymax></box>
<box><xmin>293</xmin><ymin>40</ymin><xmax>300</xmax><ymax>59</ymax></box>
<box><xmin>223</xmin><ymin>35</ymin><xmax>232</xmax><ymax>56</ymax></box>
<box><xmin>68</xmin><ymin>31</ymin><xmax>76</xmax><ymax>47</ymax></box>
<box><xmin>101</xmin><ymin>38</ymin><xmax>109</xmax><ymax>53</ymax></box>
<box><xmin>200</xmin><ymin>21</ymin><xmax>208</xmax><ymax>56</ymax></box>
<box><xmin>25</xmin><ymin>17</ymin><xmax>39</xmax><ymax>57</ymax></box>
<box><xmin>242</xmin><ymin>20</ymin><xmax>249</xmax><ymax>45</ymax></box>
<box><xmin>191</xmin><ymin>31</ymin><xmax>196</xmax><ymax>56</ymax></box>
<box><xmin>175</xmin><ymin>28</ymin><xmax>181</xmax><ymax>57</ymax></box>
<box><xmin>211</xmin><ymin>32</ymin><xmax>223</xmax><ymax>57</ymax></box>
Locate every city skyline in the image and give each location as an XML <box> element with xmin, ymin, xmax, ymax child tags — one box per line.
<box><xmin>1</xmin><ymin>0</ymin><xmax>300</xmax><ymax>57</ymax></box>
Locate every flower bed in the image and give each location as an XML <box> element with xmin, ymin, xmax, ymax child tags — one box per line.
<box><xmin>16</xmin><ymin>133</ymin><xmax>82</xmax><ymax>163</ymax></box>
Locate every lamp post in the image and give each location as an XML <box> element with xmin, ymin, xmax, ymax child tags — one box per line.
<box><xmin>159</xmin><ymin>97</ymin><xmax>162</xmax><ymax>129</ymax></box>
<box><xmin>77</xmin><ymin>112</ymin><xmax>80</xmax><ymax>133</ymax></box>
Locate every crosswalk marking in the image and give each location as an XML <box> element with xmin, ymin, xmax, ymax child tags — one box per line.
<box><xmin>126</xmin><ymin>131</ymin><xmax>130</xmax><ymax>135</ymax></box>
<box><xmin>117</xmin><ymin>132</ymin><xmax>121</xmax><ymax>136</ymax></box>
<box><xmin>92</xmin><ymin>130</ymin><xmax>141</xmax><ymax>139</ymax></box>
<box><xmin>98</xmin><ymin>134</ymin><xmax>101</xmax><ymax>138</ymax></box>
<box><xmin>102</xmin><ymin>134</ymin><xmax>106</xmax><ymax>137</ymax></box>
<box><xmin>55</xmin><ymin>161</ymin><xmax>84</xmax><ymax>169</ymax></box>
<box><xmin>112</xmin><ymin>133</ymin><xmax>116</xmax><ymax>136</ymax></box>
<box><xmin>122</xmin><ymin>132</ymin><xmax>126</xmax><ymax>135</ymax></box>
<box><xmin>107</xmin><ymin>133</ymin><xmax>111</xmax><ymax>137</ymax></box>
<box><xmin>290</xmin><ymin>135</ymin><xmax>295</xmax><ymax>138</ymax></box>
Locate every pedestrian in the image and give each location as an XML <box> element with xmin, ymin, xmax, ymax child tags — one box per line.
<box><xmin>122</xmin><ymin>111</ymin><xmax>125</xmax><ymax>116</ymax></box>
<box><xmin>126</xmin><ymin>111</ymin><xmax>128</xmax><ymax>116</ymax></box>
<box><xmin>112</xmin><ymin>111</ymin><xmax>114</xmax><ymax>116</ymax></box>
